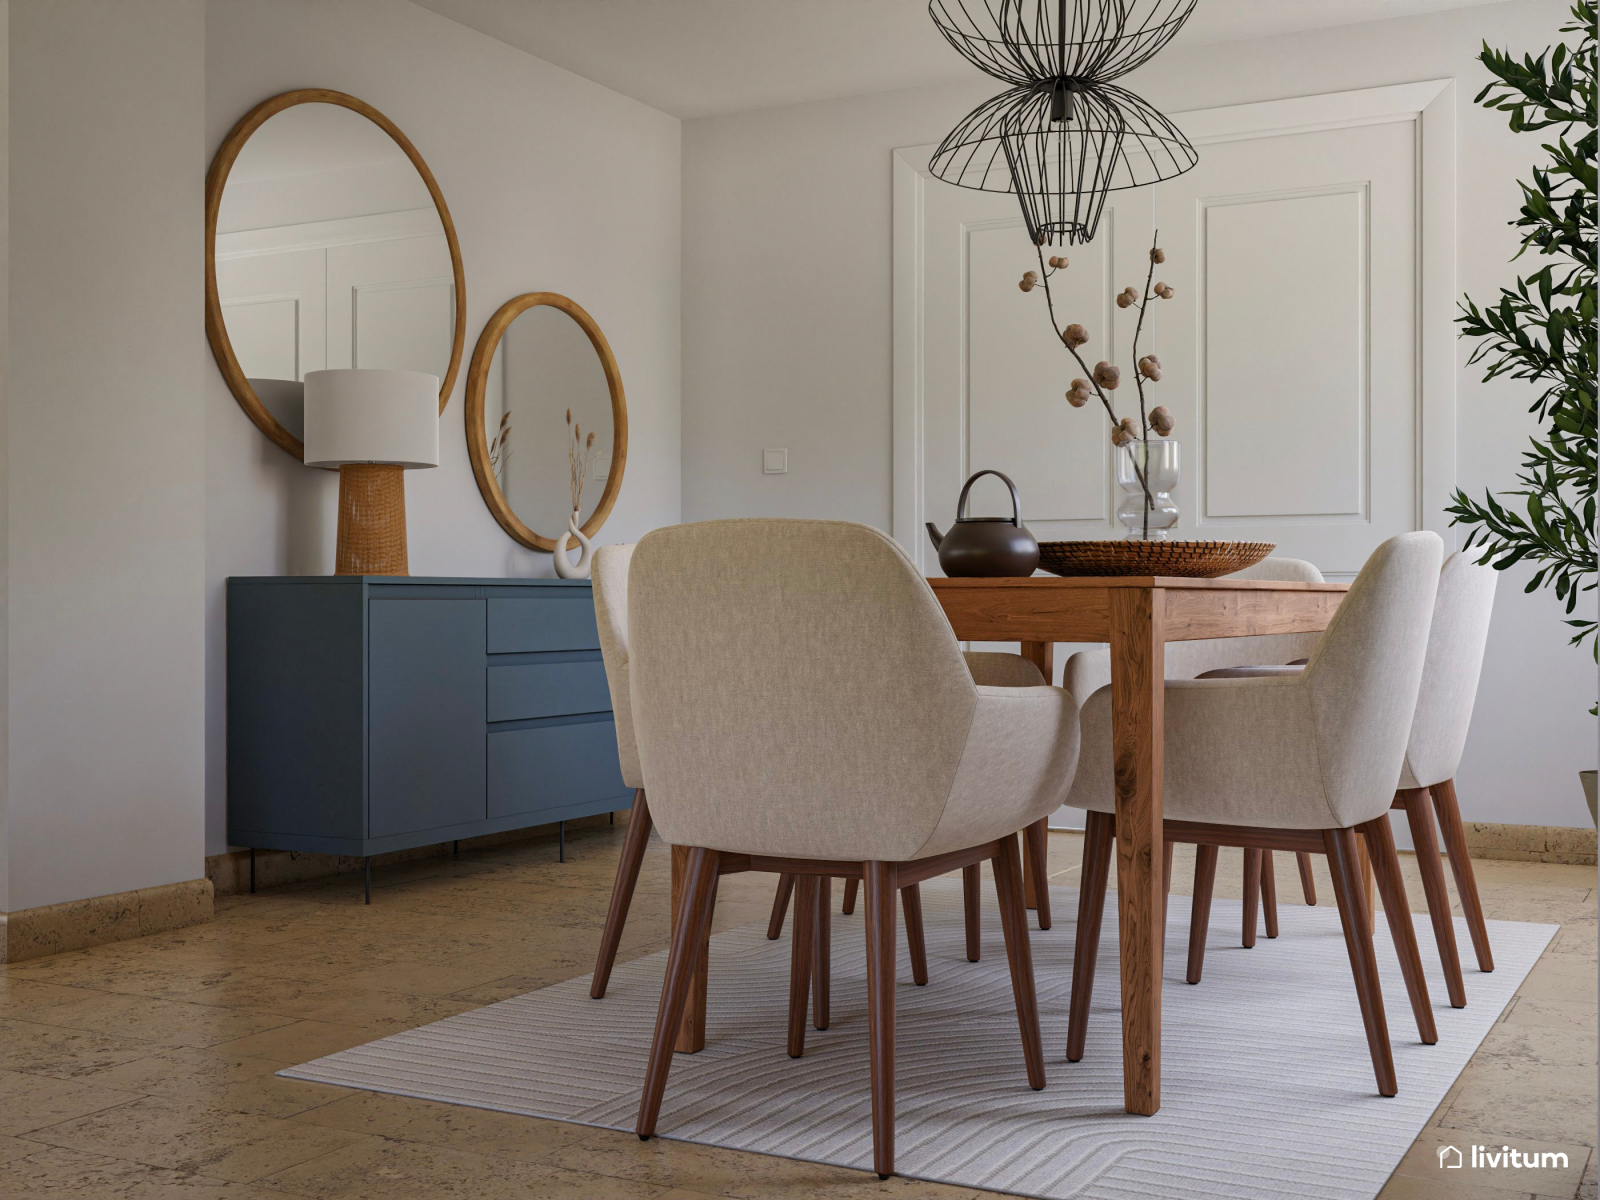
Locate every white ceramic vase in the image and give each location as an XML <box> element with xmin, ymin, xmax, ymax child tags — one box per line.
<box><xmin>552</xmin><ymin>509</ymin><xmax>593</xmax><ymax>579</ymax></box>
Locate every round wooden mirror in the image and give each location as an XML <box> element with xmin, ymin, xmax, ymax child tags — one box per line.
<box><xmin>205</xmin><ymin>89</ymin><xmax>466</xmax><ymax>460</ymax></box>
<box><xmin>465</xmin><ymin>294</ymin><xmax>628</xmax><ymax>552</ymax></box>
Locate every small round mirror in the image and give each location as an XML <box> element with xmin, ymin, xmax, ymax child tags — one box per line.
<box><xmin>206</xmin><ymin>90</ymin><xmax>466</xmax><ymax>459</ymax></box>
<box><xmin>466</xmin><ymin>294</ymin><xmax>628</xmax><ymax>552</ymax></box>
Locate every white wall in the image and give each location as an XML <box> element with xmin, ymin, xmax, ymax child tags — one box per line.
<box><xmin>204</xmin><ymin>0</ymin><xmax>681</xmax><ymax>856</ymax></box>
<box><xmin>683</xmin><ymin>1</ymin><xmax>1598</xmax><ymax>829</ymax></box>
<box><xmin>7</xmin><ymin>0</ymin><xmax>208</xmax><ymax>909</ymax></box>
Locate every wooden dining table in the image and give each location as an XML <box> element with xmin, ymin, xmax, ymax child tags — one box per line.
<box><xmin>928</xmin><ymin>573</ymin><xmax>1350</xmax><ymax>1115</ymax></box>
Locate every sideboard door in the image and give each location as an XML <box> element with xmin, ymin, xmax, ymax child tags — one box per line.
<box><xmin>369</xmin><ymin>598</ymin><xmax>488</xmax><ymax>838</ymax></box>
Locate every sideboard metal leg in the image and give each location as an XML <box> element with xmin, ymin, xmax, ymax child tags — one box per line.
<box><xmin>364</xmin><ymin>857</ymin><xmax>372</xmax><ymax>905</ymax></box>
<box><xmin>610</xmin><ymin>811</ymin><xmax>615</xmax><ymax>825</ymax></box>
<box><xmin>453</xmin><ymin>840</ymin><xmax>459</xmax><ymax>856</ymax></box>
<box><xmin>559</xmin><ymin>821</ymin><xmax>567</xmax><ymax>863</ymax></box>
<box><xmin>249</xmin><ymin>848</ymin><xmax>256</xmax><ymax>895</ymax></box>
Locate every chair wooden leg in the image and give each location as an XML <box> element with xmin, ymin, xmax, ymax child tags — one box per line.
<box><xmin>901</xmin><ymin>883</ymin><xmax>929</xmax><ymax>987</ymax></box>
<box><xmin>813</xmin><ymin>876</ymin><xmax>832</xmax><ymax>1029</ymax></box>
<box><xmin>992</xmin><ymin>833</ymin><xmax>1046</xmax><ymax>1090</ymax></box>
<box><xmin>767</xmin><ymin>872</ymin><xmax>795</xmax><ymax>940</ymax></box>
<box><xmin>1432</xmin><ymin>779</ymin><xmax>1494</xmax><ymax>972</ymax></box>
<box><xmin>842</xmin><ymin>876</ymin><xmax>859</xmax><ymax>916</ymax></box>
<box><xmin>637</xmin><ymin>846</ymin><xmax>720</xmax><ymax>1138</ymax></box>
<box><xmin>1358</xmin><ymin>835</ymin><xmax>1376</xmax><ymax>936</ymax></box>
<box><xmin>1399</xmin><ymin>788</ymin><xmax>1466</xmax><ymax>1007</ymax></box>
<box><xmin>1023</xmin><ymin>816</ymin><xmax>1052</xmax><ymax>930</ymax></box>
<box><xmin>1324</xmin><ymin>827</ymin><xmax>1397</xmax><ymax>1096</ymax></box>
<box><xmin>863</xmin><ymin>862</ymin><xmax>898</xmax><ymax>1180</ymax></box>
<box><xmin>787</xmin><ymin>876</ymin><xmax>817</xmax><ymax>1058</ymax></box>
<box><xmin>1242</xmin><ymin>849</ymin><xmax>1262</xmax><ymax>949</ymax></box>
<box><xmin>1360</xmin><ymin>816</ymin><xmax>1438</xmax><ymax>1045</ymax></box>
<box><xmin>1067</xmin><ymin>810</ymin><xmax>1114</xmax><ymax>1062</ymax></box>
<box><xmin>1261</xmin><ymin>850</ymin><xmax>1279</xmax><ymax>939</ymax></box>
<box><xmin>1162</xmin><ymin>839</ymin><xmax>1175</xmax><ymax>937</ymax></box>
<box><xmin>591</xmin><ymin>789</ymin><xmax>652</xmax><ymax>999</ymax></box>
<box><xmin>1296</xmin><ymin>851</ymin><xmax>1318</xmax><ymax>905</ymax></box>
<box><xmin>962</xmin><ymin>864</ymin><xmax>981</xmax><ymax>962</ymax></box>
<box><xmin>1187</xmin><ymin>844</ymin><xmax>1218</xmax><ymax>984</ymax></box>
<box><xmin>670</xmin><ymin>846</ymin><xmax>712</xmax><ymax>1053</ymax></box>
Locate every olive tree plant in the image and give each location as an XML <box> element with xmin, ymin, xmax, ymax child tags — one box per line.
<box><xmin>1448</xmin><ymin>1</ymin><xmax>1597</xmax><ymax>688</ymax></box>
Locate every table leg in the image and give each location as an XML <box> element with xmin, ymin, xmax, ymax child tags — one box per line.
<box><xmin>671</xmin><ymin>844</ymin><xmax>710</xmax><ymax>1053</ymax></box>
<box><xmin>1108</xmin><ymin>589</ymin><xmax>1165</xmax><ymax>1116</ymax></box>
<box><xmin>1019</xmin><ymin>640</ymin><xmax>1055</xmax><ymax>912</ymax></box>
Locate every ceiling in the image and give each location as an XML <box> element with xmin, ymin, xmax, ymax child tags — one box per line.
<box><xmin>413</xmin><ymin>0</ymin><xmax>1508</xmax><ymax>120</ymax></box>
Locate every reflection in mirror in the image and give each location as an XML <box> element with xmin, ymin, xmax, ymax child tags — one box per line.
<box><xmin>482</xmin><ymin>306</ymin><xmax>614</xmax><ymax>533</ymax></box>
<box><xmin>214</xmin><ymin>103</ymin><xmax>455</xmax><ymax>412</ymax></box>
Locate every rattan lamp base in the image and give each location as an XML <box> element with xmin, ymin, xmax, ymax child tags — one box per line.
<box><xmin>336</xmin><ymin>463</ymin><xmax>409</xmax><ymax>576</ymax></box>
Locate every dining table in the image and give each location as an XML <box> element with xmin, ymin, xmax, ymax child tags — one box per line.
<box><xmin>928</xmin><ymin>573</ymin><xmax>1350</xmax><ymax>1114</ymax></box>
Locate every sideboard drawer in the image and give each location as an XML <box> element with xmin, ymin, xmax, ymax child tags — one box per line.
<box><xmin>488</xmin><ymin>720</ymin><xmax>628</xmax><ymax>820</ymax></box>
<box><xmin>487</xmin><ymin>597</ymin><xmax>600</xmax><ymax>654</ymax></box>
<box><xmin>488</xmin><ymin>660</ymin><xmax>611</xmax><ymax>722</ymax></box>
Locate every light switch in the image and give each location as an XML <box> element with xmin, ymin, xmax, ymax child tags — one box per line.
<box><xmin>763</xmin><ymin>448</ymin><xmax>788</xmax><ymax>474</ymax></box>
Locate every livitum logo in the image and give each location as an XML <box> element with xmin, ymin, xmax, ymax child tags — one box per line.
<box><xmin>1437</xmin><ymin>1144</ymin><xmax>1570</xmax><ymax>1170</ymax></box>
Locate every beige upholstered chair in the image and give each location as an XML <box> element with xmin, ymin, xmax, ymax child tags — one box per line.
<box><xmin>591</xmin><ymin>545</ymin><xmax>871</xmax><ymax>1011</ymax></box>
<box><xmin>1201</xmin><ymin>551</ymin><xmax>1499</xmax><ymax>1006</ymax></box>
<box><xmin>1064</xmin><ymin>557</ymin><xmax>1328</xmax><ymax>935</ymax></box>
<box><xmin>628</xmin><ymin>519</ymin><xmax>1079</xmax><ymax>1178</ymax></box>
<box><xmin>588</xmin><ymin>545</ymin><xmax>1035</xmax><ymax>1007</ymax></box>
<box><xmin>1064</xmin><ymin>532</ymin><xmax>1443</xmax><ymax>1096</ymax></box>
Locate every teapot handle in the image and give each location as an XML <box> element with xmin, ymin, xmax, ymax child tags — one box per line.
<box><xmin>956</xmin><ymin>469</ymin><xmax>1023</xmax><ymax>527</ymax></box>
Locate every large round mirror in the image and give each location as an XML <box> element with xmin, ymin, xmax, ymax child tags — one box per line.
<box><xmin>205</xmin><ymin>89</ymin><xmax>466</xmax><ymax>459</ymax></box>
<box><xmin>466</xmin><ymin>294</ymin><xmax>628</xmax><ymax>552</ymax></box>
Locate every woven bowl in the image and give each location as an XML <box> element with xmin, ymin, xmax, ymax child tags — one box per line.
<box><xmin>1036</xmin><ymin>539</ymin><xmax>1275</xmax><ymax>579</ymax></box>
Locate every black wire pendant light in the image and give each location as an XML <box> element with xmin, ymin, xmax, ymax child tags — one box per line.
<box><xmin>929</xmin><ymin>0</ymin><xmax>1200</xmax><ymax>246</ymax></box>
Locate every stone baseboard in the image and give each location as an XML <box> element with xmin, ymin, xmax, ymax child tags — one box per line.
<box><xmin>0</xmin><ymin>878</ymin><xmax>213</xmax><ymax>963</ymax></box>
<box><xmin>207</xmin><ymin>810</ymin><xmax>622</xmax><ymax>897</ymax></box>
<box><xmin>1463</xmin><ymin>821</ymin><xmax>1597</xmax><ymax>866</ymax></box>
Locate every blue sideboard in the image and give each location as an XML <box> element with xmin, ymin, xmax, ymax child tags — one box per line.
<box><xmin>227</xmin><ymin>576</ymin><xmax>631</xmax><ymax>899</ymax></box>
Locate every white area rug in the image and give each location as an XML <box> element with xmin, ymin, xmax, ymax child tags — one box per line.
<box><xmin>282</xmin><ymin>878</ymin><xmax>1556</xmax><ymax>1200</ymax></box>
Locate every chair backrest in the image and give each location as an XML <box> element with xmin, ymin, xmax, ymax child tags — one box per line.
<box><xmin>1403</xmin><ymin>552</ymin><xmax>1497</xmax><ymax>788</ymax></box>
<box><xmin>1233</xmin><ymin>557</ymin><xmax>1324</xmax><ymax>584</ymax></box>
<box><xmin>628</xmin><ymin>519</ymin><xmax>980</xmax><ymax>856</ymax></box>
<box><xmin>591</xmin><ymin>544</ymin><xmax>641</xmax><ymax>791</ymax></box>
<box><xmin>1302</xmin><ymin>531</ymin><xmax>1442</xmax><ymax>825</ymax></box>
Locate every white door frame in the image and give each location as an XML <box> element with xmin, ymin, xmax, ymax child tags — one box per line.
<box><xmin>892</xmin><ymin>78</ymin><xmax>1457</xmax><ymax>562</ymax></box>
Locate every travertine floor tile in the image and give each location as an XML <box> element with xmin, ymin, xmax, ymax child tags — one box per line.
<box><xmin>260</xmin><ymin>1136</ymin><xmax>670</xmax><ymax>1199</ymax></box>
<box><xmin>0</xmin><ymin>1017</ymin><xmax>167</xmax><ymax>1079</ymax></box>
<box><xmin>0</xmin><ymin>1067</ymin><xmax>140</xmax><ymax>1135</ymax></box>
<box><xmin>67</xmin><ymin>1046</ymin><xmax>347</xmax><ymax>1120</ymax></box>
<box><xmin>0</xmin><ymin>1144</ymin><xmax>306</xmax><ymax>1197</ymax></box>
<box><xmin>208</xmin><ymin>1021</ymin><xmax>394</xmax><ymax>1064</ymax></box>
<box><xmin>16</xmin><ymin>990</ymin><xmax>296</xmax><ymax>1049</ymax></box>
<box><xmin>288</xmin><ymin>1091</ymin><xmax>591</xmax><ymax>1162</ymax></box>
<box><xmin>23</xmin><ymin>1093</ymin><xmax>373</xmax><ymax>1183</ymax></box>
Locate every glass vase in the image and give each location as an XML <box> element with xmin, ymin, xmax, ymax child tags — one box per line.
<box><xmin>1116</xmin><ymin>438</ymin><xmax>1180</xmax><ymax>540</ymax></box>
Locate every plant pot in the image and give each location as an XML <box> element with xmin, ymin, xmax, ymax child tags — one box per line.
<box><xmin>1581</xmin><ymin>770</ymin><xmax>1597</xmax><ymax>827</ymax></box>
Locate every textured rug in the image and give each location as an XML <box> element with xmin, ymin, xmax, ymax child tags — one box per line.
<box><xmin>282</xmin><ymin>877</ymin><xmax>1556</xmax><ymax>1200</ymax></box>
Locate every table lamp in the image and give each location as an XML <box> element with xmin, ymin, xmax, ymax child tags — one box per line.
<box><xmin>303</xmin><ymin>369</ymin><xmax>439</xmax><ymax>576</ymax></box>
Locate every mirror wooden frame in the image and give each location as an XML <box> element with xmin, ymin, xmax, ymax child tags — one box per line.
<box><xmin>204</xmin><ymin>88</ymin><xmax>467</xmax><ymax>460</ymax></box>
<box><xmin>465</xmin><ymin>293</ymin><xmax>629</xmax><ymax>553</ymax></box>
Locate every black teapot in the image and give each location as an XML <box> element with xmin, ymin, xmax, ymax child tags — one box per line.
<box><xmin>926</xmin><ymin>469</ymin><xmax>1040</xmax><ymax>577</ymax></box>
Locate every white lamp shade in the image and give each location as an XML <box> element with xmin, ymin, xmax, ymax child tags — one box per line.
<box><xmin>302</xmin><ymin>369</ymin><xmax>440</xmax><ymax>468</ymax></box>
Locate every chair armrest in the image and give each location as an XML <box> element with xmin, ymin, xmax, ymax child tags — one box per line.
<box><xmin>1195</xmin><ymin>664</ymin><xmax>1306</xmax><ymax>680</ymax></box>
<box><xmin>1068</xmin><ymin>675</ymin><xmax>1337</xmax><ymax>829</ymax></box>
<box><xmin>963</xmin><ymin>650</ymin><xmax>1046</xmax><ymax>687</ymax></box>
<box><xmin>916</xmin><ymin>684</ymin><xmax>1080</xmax><ymax>858</ymax></box>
